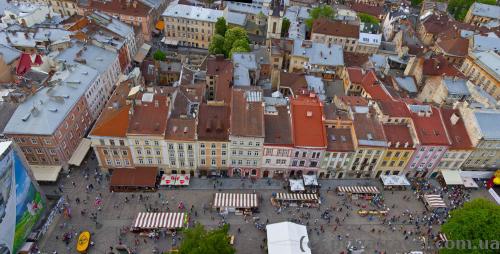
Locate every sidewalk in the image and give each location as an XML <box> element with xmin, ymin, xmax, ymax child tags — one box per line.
<box><xmin>185</xmin><ymin>178</ymin><xmax>380</xmax><ymax>190</ymax></box>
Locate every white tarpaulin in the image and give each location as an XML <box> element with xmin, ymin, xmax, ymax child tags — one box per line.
<box><xmin>303</xmin><ymin>175</ymin><xmax>318</xmax><ymax>186</ymax></box>
<box><xmin>489</xmin><ymin>188</ymin><xmax>500</xmax><ymax>205</ymax></box>
<box><xmin>337</xmin><ymin>186</ymin><xmax>380</xmax><ymax>194</ymax></box>
<box><xmin>461</xmin><ymin>177</ymin><xmax>478</xmax><ymax>188</ymax></box>
<box><xmin>289</xmin><ymin>179</ymin><xmax>305</xmax><ymax>191</ymax></box>
<box><xmin>132</xmin><ymin>212</ymin><xmax>186</xmax><ymax>229</ymax></box>
<box><xmin>30</xmin><ymin>164</ymin><xmax>62</xmax><ymax>182</ymax></box>
<box><xmin>424</xmin><ymin>194</ymin><xmax>447</xmax><ymax>208</ymax></box>
<box><xmin>459</xmin><ymin>171</ymin><xmax>494</xmax><ymax>179</ymax></box>
<box><xmin>68</xmin><ymin>138</ymin><xmax>91</xmax><ymax>166</ymax></box>
<box><xmin>380</xmin><ymin>175</ymin><xmax>410</xmax><ymax>186</ymax></box>
<box><xmin>266</xmin><ymin>222</ymin><xmax>311</xmax><ymax>254</ymax></box>
<box><xmin>275</xmin><ymin>193</ymin><xmax>319</xmax><ymax>201</ymax></box>
<box><xmin>213</xmin><ymin>193</ymin><xmax>258</xmax><ymax>209</ymax></box>
<box><xmin>441</xmin><ymin>170</ymin><xmax>464</xmax><ymax>185</ymax></box>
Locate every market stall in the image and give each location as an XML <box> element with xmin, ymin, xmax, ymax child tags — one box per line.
<box><xmin>272</xmin><ymin>192</ymin><xmax>320</xmax><ymax>208</ymax></box>
<box><xmin>289</xmin><ymin>179</ymin><xmax>305</xmax><ymax>192</ymax></box>
<box><xmin>213</xmin><ymin>193</ymin><xmax>258</xmax><ymax>215</ymax></box>
<box><xmin>423</xmin><ymin>194</ymin><xmax>447</xmax><ymax>210</ymax></box>
<box><xmin>131</xmin><ymin>212</ymin><xmax>187</xmax><ymax>232</ymax></box>
<box><xmin>461</xmin><ymin>177</ymin><xmax>478</xmax><ymax>188</ymax></box>
<box><xmin>160</xmin><ymin>174</ymin><xmax>191</xmax><ymax>186</ymax></box>
<box><xmin>303</xmin><ymin>175</ymin><xmax>319</xmax><ymax>193</ymax></box>
<box><xmin>109</xmin><ymin>167</ymin><xmax>157</xmax><ymax>192</ymax></box>
<box><xmin>336</xmin><ymin>186</ymin><xmax>380</xmax><ymax>200</ymax></box>
<box><xmin>380</xmin><ymin>175</ymin><xmax>410</xmax><ymax>190</ymax></box>
<box><xmin>439</xmin><ymin>170</ymin><xmax>464</xmax><ymax>186</ymax></box>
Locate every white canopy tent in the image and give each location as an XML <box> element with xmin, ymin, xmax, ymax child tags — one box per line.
<box><xmin>461</xmin><ymin>177</ymin><xmax>478</xmax><ymax>188</ymax></box>
<box><xmin>459</xmin><ymin>171</ymin><xmax>494</xmax><ymax>179</ymax></box>
<box><xmin>380</xmin><ymin>175</ymin><xmax>410</xmax><ymax>186</ymax></box>
<box><xmin>289</xmin><ymin>179</ymin><xmax>305</xmax><ymax>192</ymax></box>
<box><xmin>68</xmin><ymin>138</ymin><xmax>91</xmax><ymax>166</ymax></box>
<box><xmin>30</xmin><ymin>164</ymin><xmax>62</xmax><ymax>182</ymax></box>
<box><xmin>440</xmin><ymin>170</ymin><xmax>464</xmax><ymax>185</ymax></box>
<box><xmin>302</xmin><ymin>175</ymin><xmax>318</xmax><ymax>186</ymax></box>
<box><xmin>266</xmin><ymin>222</ymin><xmax>311</xmax><ymax>254</ymax></box>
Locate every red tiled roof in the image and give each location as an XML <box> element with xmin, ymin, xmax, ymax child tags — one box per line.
<box><xmin>352</xmin><ymin>111</ymin><xmax>387</xmax><ymax>146</ymax></box>
<box><xmin>264</xmin><ymin>106</ymin><xmax>293</xmax><ymax>145</ymax></box>
<box><xmin>280</xmin><ymin>72</ymin><xmax>308</xmax><ymax>95</ymax></box>
<box><xmin>90</xmin><ymin>84</ymin><xmax>131</xmax><ymax>137</ymax></box>
<box><xmin>326</xmin><ymin>127</ymin><xmax>355</xmax><ymax>152</ymax></box>
<box><xmin>382</xmin><ymin>124</ymin><xmax>414</xmax><ymax>149</ymax></box>
<box><xmin>312</xmin><ymin>18</ymin><xmax>359</xmax><ymax>38</ymax></box>
<box><xmin>360</xmin><ymin>70</ymin><xmax>392</xmax><ymax>101</ymax></box>
<box><xmin>230</xmin><ymin>88</ymin><xmax>265</xmax><ymax>137</ymax></box>
<box><xmin>290</xmin><ymin>94</ymin><xmax>327</xmax><ymax>148</ymax></box>
<box><xmin>338</xmin><ymin>96</ymin><xmax>369</xmax><ymax>107</ymax></box>
<box><xmin>422</xmin><ymin>14</ymin><xmax>453</xmax><ymax>36</ymax></box>
<box><xmin>436</xmin><ymin>37</ymin><xmax>468</xmax><ymax>57</ymax></box>
<box><xmin>164</xmin><ymin>118</ymin><xmax>196</xmax><ymax>141</ymax></box>
<box><xmin>377</xmin><ymin>99</ymin><xmax>410</xmax><ymax>118</ymax></box>
<box><xmin>422</xmin><ymin>55</ymin><xmax>465</xmax><ymax>77</ymax></box>
<box><xmin>351</xmin><ymin>3</ymin><xmax>383</xmax><ymax>18</ymax></box>
<box><xmin>440</xmin><ymin>108</ymin><xmax>473</xmax><ymax>150</ymax></box>
<box><xmin>16</xmin><ymin>53</ymin><xmax>32</xmax><ymax>76</ymax></box>
<box><xmin>347</xmin><ymin>67</ymin><xmax>364</xmax><ymax>84</ymax></box>
<box><xmin>127</xmin><ymin>90</ymin><xmax>169</xmax><ymax>136</ymax></box>
<box><xmin>343</xmin><ymin>52</ymin><xmax>370</xmax><ymax>67</ymax></box>
<box><xmin>86</xmin><ymin>0</ymin><xmax>152</xmax><ymax>17</ymax></box>
<box><xmin>215</xmin><ymin>62</ymin><xmax>233</xmax><ymax>103</ymax></box>
<box><xmin>409</xmin><ymin>106</ymin><xmax>450</xmax><ymax>145</ymax></box>
<box><xmin>197</xmin><ymin>103</ymin><xmax>230</xmax><ymax>141</ymax></box>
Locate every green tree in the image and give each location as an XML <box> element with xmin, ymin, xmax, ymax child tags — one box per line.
<box><xmin>215</xmin><ymin>17</ymin><xmax>227</xmax><ymax>37</ymax></box>
<box><xmin>358</xmin><ymin>13</ymin><xmax>380</xmax><ymax>24</ymax></box>
<box><xmin>411</xmin><ymin>0</ymin><xmax>424</xmax><ymax>6</ymax></box>
<box><xmin>208</xmin><ymin>34</ymin><xmax>225</xmax><ymax>55</ymax></box>
<box><xmin>223</xmin><ymin>27</ymin><xmax>249</xmax><ymax>57</ymax></box>
<box><xmin>305</xmin><ymin>5</ymin><xmax>335</xmax><ymax>30</ymax></box>
<box><xmin>153</xmin><ymin>50</ymin><xmax>166</xmax><ymax>61</ymax></box>
<box><xmin>178</xmin><ymin>224</ymin><xmax>235</xmax><ymax>254</ymax></box>
<box><xmin>447</xmin><ymin>0</ymin><xmax>496</xmax><ymax>21</ymax></box>
<box><xmin>281</xmin><ymin>17</ymin><xmax>291</xmax><ymax>37</ymax></box>
<box><xmin>440</xmin><ymin>198</ymin><xmax>500</xmax><ymax>254</ymax></box>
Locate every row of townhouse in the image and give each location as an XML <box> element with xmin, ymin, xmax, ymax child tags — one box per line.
<box><xmin>88</xmin><ymin>66</ymin><xmax>499</xmax><ymax>179</ymax></box>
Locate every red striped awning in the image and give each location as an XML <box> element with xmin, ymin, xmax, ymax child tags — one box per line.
<box><xmin>336</xmin><ymin>186</ymin><xmax>380</xmax><ymax>194</ymax></box>
<box><xmin>213</xmin><ymin>193</ymin><xmax>258</xmax><ymax>209</ymax></box>
<box><xmin>132</xmin><ymin>212</ymin><xmax>186</xmax><ymax>229</ymax></box>
<box><xmin>275</xmin><ymin>193</ymin><xmax>318</xmax><ymax>201</ymax></box>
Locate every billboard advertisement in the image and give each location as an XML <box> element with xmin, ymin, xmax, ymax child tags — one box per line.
<box><xmin>0</xmin><ymin>141</ymin><xmax>46</xmax><ymax>254</ymax></box>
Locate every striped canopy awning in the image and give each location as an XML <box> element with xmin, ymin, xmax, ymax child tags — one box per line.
<box><xmin>132</xmin><ymin>212</ymin><xmax>186</xmax><ymax>229</ymax></box>
<box><xmin>337</xmin><ymin>186</ymin><xmax>380</xmax><ymax>194</ymax></box>
<box><xmin>275</xmin><ymin>193</ymin><xmax>319</xmax><ymax>201</ymax></box>
<box><xmin>213</xmin><ymin>193</ymin><xmax>258</xmax><ymax>209</ymax></box>
<box><xmin>424</xmin><ymin>194</ymin><xmax>447</xmax><ymax>208</ymax></box>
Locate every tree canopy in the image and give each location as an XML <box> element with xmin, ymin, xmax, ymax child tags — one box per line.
<box><xmin>358</xmin><ymin>13</ymin><xmax>380</xmax><ymax>24</ymax></box>
<box><xmin>281</xmin><ymin>17</ymin><xmax>291</xmax><ymax>37</ymax></box>
<box><xmin>209</xmin><ymin>27</ymin><xmax>250</xmax><ymax>58</ymax></box>
<box><xmin>440</xmin><ymin>198</ymin><xmax>500</xmax><ymax>254</ymax></box>
<box><xmin>305</xmin><ymin>5</ymin><xmax>335</xmax><ymax>30</ymax></box>
<box><xmin>447</xmin><ymin>0</ymin><xmax>496</xmax><ymax>21</ymax></box>
<box><xmin>153</xmin><ymin>50</ymin><xmax>166</xmax><ymax>61</ymax></box>
<box><xmin>178</xmin><ymin>224</ymin><xmax>235</xmax><ymax>254</ymax></box>
<box><xmin>215</xmin><ymin>17</ymin><xmax>227</xmax><ymax>37</ymax></box>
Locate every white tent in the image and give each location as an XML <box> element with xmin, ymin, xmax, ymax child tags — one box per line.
<box><xmin>266</xmin><ymin>222</ymin><xmax>311</xmax><ymax>254</ymax></box>
<box><xmin>461</xmin><ymin>177</ymin><xmax>478</xmax><ymax>188</ymax></box>
<box><xmin>289</xmin><ymin>179</ymin><xmax>305</xmax><ymax>192</ymax></box>
<box><xmin>380</xmin><ymin>175</ymin><xmax>410</xmax><ymax>186</ymax></box>
<box><xmin>302</xmin><ymin>175</ymin><xmax>318</xmax><ymax>186</ymax></box>
<box><xmin>459</xmin><ymin>171</ymin><xmax>494</xmax><ymax>179</ymax></box>
<box><xmin>440</xmin><ymin>170</ymin><xmax>464</xmax><ymax>185</ymax></box>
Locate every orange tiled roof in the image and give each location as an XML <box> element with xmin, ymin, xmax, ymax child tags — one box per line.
<box><xmin>290</xmin><ymin>94</ymin><xmax>327</xmax><ymax>148</ymax></box>
<box><xmin>90</xmin><ymin>84</ymin><xmax>131</xmax><ymax>137</ymax></box>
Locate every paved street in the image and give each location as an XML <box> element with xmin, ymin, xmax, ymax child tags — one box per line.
<box><xmin>37</xmin><ymin>156</ymin><xmax>494</xmax><ymax>254</ymax></box>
